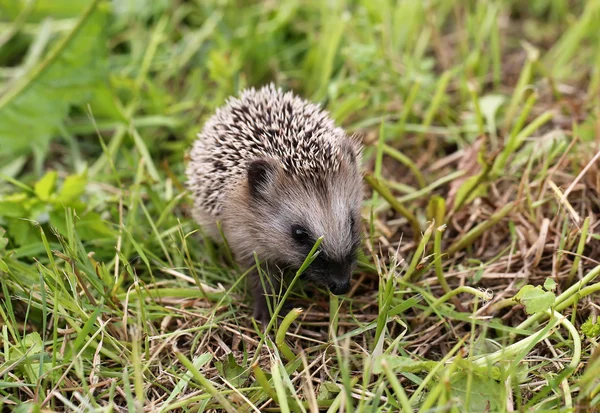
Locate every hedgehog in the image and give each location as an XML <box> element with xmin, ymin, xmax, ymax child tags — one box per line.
<box><xmin>186</xmin><ymin>84</ymin><xmax>364</xmax><ymax>323</ymax></box>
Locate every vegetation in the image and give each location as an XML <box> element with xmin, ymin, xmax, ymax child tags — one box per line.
<box><xmin>1</xmin><ymin>0</ymin><xmax>599</xmax><ymax>411</ymax></box>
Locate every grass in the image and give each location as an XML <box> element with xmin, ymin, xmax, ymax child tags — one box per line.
<box><xmin>1</xmin><ymin>0</ymin><xmax>600</xmax><ymax>411</ymax></box>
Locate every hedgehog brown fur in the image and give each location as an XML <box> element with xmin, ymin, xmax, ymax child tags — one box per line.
<box><xmin>186</xmin><ymin>84</ymin><xmax>364</xmax><ymax>323</ymax></box>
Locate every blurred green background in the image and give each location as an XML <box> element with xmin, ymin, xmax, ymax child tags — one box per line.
<box><xmin>1</xmin><ymin>0</ymin><xmax>596</xmax><ymax>167</ymax></box>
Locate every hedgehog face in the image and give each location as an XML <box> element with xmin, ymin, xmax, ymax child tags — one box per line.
<box><xmin>242</xmin><ymin>154</ymin><xmax>363</xmax><ymax>295</ymax></box>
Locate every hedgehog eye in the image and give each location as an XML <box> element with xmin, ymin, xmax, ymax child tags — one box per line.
<box><xmin>291</xmin><ymin>225</ymin><xmax>310</xmax><ymax>244</ymax></box>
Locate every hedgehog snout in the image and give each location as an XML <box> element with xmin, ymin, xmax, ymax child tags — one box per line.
<box><xmin>328</xmin><ymin>278</ymin><xmax>351</xmax><ymax>295</ymax></box>
<box><xmin>325</xmin><ymin>262</ymin><xmax>353</xmax><ymax>295</ymax></box>
<box><xmin>301</xmin><ymin>255</ymin><xmax>353</xmax><ymax>295</ymax></box>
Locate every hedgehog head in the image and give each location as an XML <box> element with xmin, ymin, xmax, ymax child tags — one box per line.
<box><xmin>225</xmin><ymin>137</ymin><xmax>363</xmax><ymax>295</ymax></box>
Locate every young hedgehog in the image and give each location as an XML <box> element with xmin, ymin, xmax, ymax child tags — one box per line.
<box><xmin>186</xmin><ymin>84</ymin><xmax>364</xmax><ymax>323</ymax></box>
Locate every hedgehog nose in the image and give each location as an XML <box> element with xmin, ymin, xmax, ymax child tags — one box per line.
<box><xmin>329</xmin><ymin>279</ymin><xmax>351</xmax><ymax>295</ymax></box>
<box><xmin>327</xmin><ymin>261</ymin><xmax>353</xmax><ymax>295</ymax></box>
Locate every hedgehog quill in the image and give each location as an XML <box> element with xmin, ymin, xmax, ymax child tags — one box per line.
<box><xmin>186</xmin><ymin>84</ymin><xmax>364</xmax><ymax>323</ymax></box>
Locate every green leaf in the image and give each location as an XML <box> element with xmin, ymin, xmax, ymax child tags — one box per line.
<box><xmin>0</xmin><ymin>0</ymin><xmax>91</xmax><ymax>21</ymax></box>
<box><xmin>543</xmin><ymin>277</ymin><xmax>557</xmax><ymax>292</ymax></box>
<box><xmin>581</xmin><ymin>317</ymin><xmax>600</xmax><ymax>339</ymax></box>
<box><xmin>82</xmin><ymin>84</ymin><xmax>126</xmax><ymax>121</ymax></box>
<box><xmin>0</xmin><ymin>0</ymin><xmax>108</xmax><ymax>157</ymax></box>
<box><xmin>48</xmin><ymin>210</ymin><xmax>68</xmax><ymax>237</ymax></box>
<box><xmin>471</xmin><ymin>336</ymin><xmax>503</xmax><ymax>357</ymax></box>
<box><xmin>372</xmin><ymin>355</ymin><xmax>438</xmax><ymax>375</ymax></box>
<box><xmin>7</xmin><ymin>218</ymin><xmax>38</xmax><ymax>247</ymax></box>
<box><xmin>56</xmin><ymin>171</ymin><xmax>87</xmax><ymax>205</ymax></box>
<box><xmin>22</xmin><ymin>332</ymin><xmax>44</xmax><ymax>355</ymax></box>
<box><xmin>479</xmin><ymin>94</ymin><xmax>505</xmax><ymax>136</ymax></box>
<box><xmin>10</xmin><ymin>332</ymin><xmax>52</xmax><ymax>383</ymax></box>
<box><xmin>514</xmin><ymin>285</ymin><xmax>555</xmax><ymax>315</ymax></box>
<box><xmin>34</xmin><ymin>171</ymin><xmax>57</xmax><ymax>201</ymax></box>
<box><xmin>0</xmin><ymin>226</ymin><xmax>8</xmax><ymax>251</ymax></box>
<box><xmin>317</xmin><ymin>381</ymin><xmax>340</xmax><ymax>401</ymax></box>
<box><xmin>13</xmin><ymin>401</ymin><xmax>41</xmax><ymax>413</ymax></box>
<box><xmin>76</xmin><ymin>212</ymin><xmax>114</xmax><ymax>240</ymax></box>
<box><xmin>576</xmin><ymin>116</ymin><xmax>599</xmax><ymax>143</ymax></box>
<box><xmin>450</xmin><ymin>372</ymin><xmax>504</xmax><ymax>412</ymax></box>
<box><xmin>214</xmin><ymin>353</ymin><xmax>248</xmax><ymax>387</ymax></box>
<box><xmin>0</xmin><ymin>199</ymin><xmax>28</xmax><ymax>218</ymax></box>
<box><xmin>472</xmin><ymin>265</ymin><xmax>485</xmax><ymax>283</ymax></box>
<box><xmin>50</xmin><ymin>210</ymin><xmax>113</xmax><ymax>241</ymax></box>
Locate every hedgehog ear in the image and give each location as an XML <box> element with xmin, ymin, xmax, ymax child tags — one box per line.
<box><xmin>341</xmin><ymin>136</ymin><xmax>362</xmax><ymax>166</ymax></box>
<box><xmin>247</xmin><ymin>158</ymin><xmax>277</xmax><ymax>199</ymax></box>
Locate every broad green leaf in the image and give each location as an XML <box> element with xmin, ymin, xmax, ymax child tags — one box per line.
<box><xmin>10</xmin><ymin>332</ymin><xmax>53</xmax><ymax>383</ymax></box>
<box><xmin>50</xmin><ymin>210</ymin><xmax>113</xmax><ymax>241</ymax></box>
<box><xmin>450</xmin><ymin>373</ymin><xmax>504</xmax><ymax>412</ymax></box>
<box><xmin>479</xmin><ymin>94</ymin><xmax>505</xmax><ymax>136</ymax></box>
<box><xmin>21</xmin><ymin>332</ymin><xmax>43</xmax><ymax>356</ymax></box>
<box><xmin>514</xmin><ymin>285</ymin><xmax>555</xmax><ymax>315</ymax></box>
<box><xmin>471</xmin><ymin>336</ymin><xmax>503</xmax><ymax>357</ymax></box>
<box><xmin>34</xmin><ymin>171</ymin><xmax>57</xmax><ymax>201</ymax></box>
<box><xmin>0</xmin><ymin>199</ymin><xmax>28</xmax><ymax>218</ymax></box>
<box><xmin>543</xmin><ymin>277</ymin><xmax>557</xmax><ymax>292</ymax></box>
<box><xmin>82</xmin><ymin>84</ymin><xmax>125</xmax><ymax>121</ymax></box>
<box><xmin>214</xmin><ymin>353</ymin><xmax>248</xmax><ymax>387</ymax></box>
<box><xmin>56</xmin><ymin>172</ymin><xmax>87</xmax><ymax>205</ymax></box>
<box><xmin>7</xmin><ymin>218</ymin><xmax>38</xmax><ymax>247</ymax></box>
<box><xmin>48</xmin><ymin>210</ymin><xmax>68</xmax><ymax>237</ymax></box>
<box><xmin>76</xmin><ymin>212</ymin><xmax>114</xmax><ymax>240</ymax></box>
<box><xmin>0</xmin><ymin>0</ymin><xmax>108</xmax><ymax>157</ymax></box>
<box><xmin>317</xmin><ymin>381</ymin><xmax>341</xmax><ymax>401</ymax></box>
